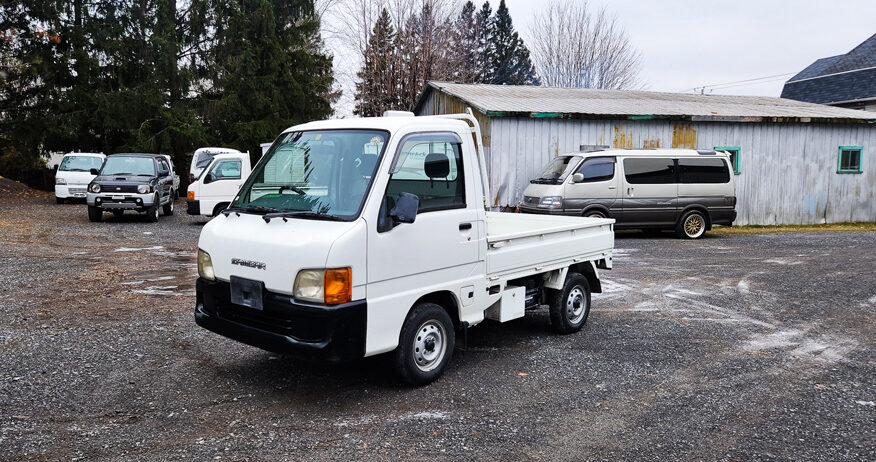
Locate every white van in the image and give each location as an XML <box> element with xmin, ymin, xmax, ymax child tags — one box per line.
<box><xmin>189</xmin><ymin>147</ymin><xmax>244</xmax><ymax>184</ymax></box>
<box><xmin>520</xmin><ymin>149</ymin><xmax>737</xmax><ymax>239</ymax></box>
<box><xmin>54</xmin><ymin>152</ymin><xmax>106</xmax><ymax>203</ymax></box>
<box><xmin>187</xmin><ymin>152</ymin><xmax>252</xmax><ymax>217</ymax></box>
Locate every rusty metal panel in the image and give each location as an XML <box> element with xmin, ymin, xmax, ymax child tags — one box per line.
<box><xmin>613</xmin><ymin>125</ymin><xmax>633</xmax><ymax>149</ymax></box>
<box><xmin>671</xmin><ymin>124</ymin><xmax>697</xmax><ymax>148</ymax></box>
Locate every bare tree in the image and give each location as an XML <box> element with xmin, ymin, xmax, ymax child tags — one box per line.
<box><xmin>527</xmin><ymin>1</ymin><xmax>641</xmax><ymax>89</ymax></box>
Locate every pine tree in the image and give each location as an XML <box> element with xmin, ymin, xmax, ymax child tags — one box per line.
<box><xmin>475</xmin><ymin>1</ymin><xmax>494</xmax><ymax>83</ymax></box>
<box><xmin>354</xmin><ymin>8</ymin><xmax>398</xmax><ymax>117</ymax></box>
<box><xmin>450</xmin><ymin>1</ymin><xmax>478</xmax><ymax>83</ymax></box>
<box><xmin>487</xmin><ymin>0</ymin><xmax>538</xmax><ymax>85</ymax></box>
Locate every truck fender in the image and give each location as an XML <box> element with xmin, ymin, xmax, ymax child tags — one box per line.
<box><xmin>545</xmin><ymin>262</ymin><xmax>602</xmax><ymax>293</ymax></box>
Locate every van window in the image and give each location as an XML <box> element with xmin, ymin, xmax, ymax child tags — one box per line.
<box><xmin>678</xmin><ymin>158</ymin><xmax>730</xmax><ymax>183</ymax></box>
<box><xmin>209</xmin><ymin>159</ymin><xmax>242</xmax><ymax>180</ymax></box>
<box><xmin>623</xmin><ymin>158</ymin><xmax>676</xmax><ymax>184</ymax></box>
<box><xmin>386</xmin><ymin>133</ymin><xmax>465</xmax><ymax>212</ymax></box>
<box><xmin>575</xmin><ymin>157</ymin><xmax>615</xmax><ymax>183</ymax></box>
<box><xmin>59</xmin><ymin>155</ymin><xmax>103</xmax><ymax>172</ymax></box>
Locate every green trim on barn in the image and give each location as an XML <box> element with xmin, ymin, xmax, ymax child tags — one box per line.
<box><xmin>837</xmin><ymin>146</ymin><xmax>863</xmax><ymax>173</ymax></box>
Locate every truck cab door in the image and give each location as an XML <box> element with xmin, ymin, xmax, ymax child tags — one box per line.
<box><xmin>563</xmin><ymin>156</ymin><xmax>619</xmax><ymax>217</ymax></box>
<box><xmin>202</xmin><ymin>158</ymin><xmax>243</xmax><ymax>210</ymax></box>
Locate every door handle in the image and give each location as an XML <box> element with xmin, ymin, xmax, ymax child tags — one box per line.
<box><xmin>459</xmin><ymin>222</ymin><xmax>472</xmax><ymax>231</ymax></box>
<box><xmin>608</xmin><ymin>186</ymin><xmax>616</xmax><ymax>189</ymax></box>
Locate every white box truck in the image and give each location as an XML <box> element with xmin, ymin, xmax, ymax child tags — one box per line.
<box><xmin>194</xmin><ymin>111</ymin><xmax>615</xmax><ymax>385</ymax></box>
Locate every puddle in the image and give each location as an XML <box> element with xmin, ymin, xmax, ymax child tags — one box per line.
<box><xmin>120</xmin><ymin>268</ymin><xmax>197</xmax><ymax>296</ymax></box>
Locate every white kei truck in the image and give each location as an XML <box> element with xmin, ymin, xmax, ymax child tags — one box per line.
<box><xmin>186</xmin><ymin>152</ymin><xmax>252</xmax><ymax>217</ymax></box>
<box><xmin>194</xmin><ymin>110</ymin><xmax>615</xmax><ymax>385</ymax></box>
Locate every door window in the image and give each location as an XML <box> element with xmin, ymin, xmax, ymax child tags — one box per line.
<box><xmin>385</xmin><ymin>133</ymin><xmax>465</xmax><ymax>212</ymax></box>
<box><xmin>575</xmin><ymin>157</ymin><xmax>615</xmax><ymax>183</ymax></box>
<box><xmin>678</xmin><ymin>158</ymin><xmax>730</xmax><ymax>183</ymax></box>
<box><xmin>158</xmin><ymin>159</ymin><xmax>170</xmax><ymax>175</ymax></box>
<box><xmin>623</xmin><ymin>158</ymin><xmax>676</xmax><ymax>184</ymax></box>
<box><xmin>209</xmin><ymin>159</ymin><xmax>242</xmax><ymax>180</ymax></box>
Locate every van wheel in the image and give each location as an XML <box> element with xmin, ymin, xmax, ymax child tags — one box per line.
<box><xmin>677</xmin><ymin>210</ymin><xmax>706</xmax><ymax>239</ymax></box>
<box><xmin>212</xmin><ymin>203</ymin><xmax>229</xmax><ymax>217</ymax></box>
<box><xmin>584</xmin><ymin>210</ymin><xmax>606</xmax><ymax>219</ymax></box>
<box><xmin>548</xmin><ymin>273</ymin><xmax>591</xmax><ymax>334</ymax></box>
<box><xmin>56</xmin><ymin>197</ymin><xmax>65</xmax><ymax>204</ymax></box>
<box><xmin>87</xmin><ymin>206</ymin><xmax>102</xmax><ymax>222</ymax></box>
<box><xmin>394</xmin><ymin>303</ymin><xmax>455</xmax><ymax>386</ymax></box>
<box><xmin>163</xmin><ymin>193</ymin><xmax>174</xmax><ymax>215</ymax></box>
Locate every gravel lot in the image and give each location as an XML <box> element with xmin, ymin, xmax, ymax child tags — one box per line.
<box><xmin>1</xmin><ymin>190</ymin><xmax>874</xmax><ymax>461</ymax></box>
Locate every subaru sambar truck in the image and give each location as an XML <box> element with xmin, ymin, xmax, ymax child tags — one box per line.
<box><xmin>194</xmin><ymin>110</ymin><xmax>615</xmax><ymax>385</ymax></box>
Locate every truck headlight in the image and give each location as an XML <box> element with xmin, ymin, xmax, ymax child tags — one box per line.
<box><xmin>56</xmin><ymin>177</ymin><xmax>66</xmax><ymax>185</ymax></box>
<box><xmin>137</xmin><ymin>184</ymin><xmax>151</xmax><ymax>194</ymax></box>
<box><xmin>90</xmin><ymin>183</ymin><xmax>101</xmax><ymax>193</ymax></box>
<box><xmin>538</xmin><ymin>196</ymin><xmax>563</xmax><ymax>209</ymax></box>
<box><xmin>294</xmin><ymin>267</ymin><xmax>352</xmax><ymax>305</ymax></box>
<box><xmin>197</xmin><ymin>249</ymin><xmax>215</xmax><ymax>280</ymax></box>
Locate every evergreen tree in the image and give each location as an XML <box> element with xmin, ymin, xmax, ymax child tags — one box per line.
<box><xmin>487</xmin><ymin>0</ymin><xmax>538</xmax><ymax>85</ymax></box>
<box><xmin>204</xmin><ymin>0</ymin><xmax>336</xmax><ymax>161</ymax></box>
<box><xmin>474</xmin><ymin>1</ymin><xmax>494</xmax><ymax>83</ymax></box>
<box><xmin>450</xmin><ymin>1</ymin><xmax>478</xmax><ymax>83</ymax></box>
<box><xmin>354</xmin><ymin>8</ymin><xmax>398</xmax><ymax>117</ymax></box>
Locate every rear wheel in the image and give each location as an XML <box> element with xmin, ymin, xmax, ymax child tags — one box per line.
<box><xmin>548</xmin><ymin>273</ymin><xmax>591</xmax><ymax>334</ymax></box>
<box><xmin>584</xmin><ymin>210</ymin><xmax>606</xmax><ymax>219</ymax></box>
<box><xmin>87</xmin><ymin>206</ymin><xmax>102</xmax><ymax>222</ymax></box>
<box><xmin>162</xmin><ymin>193</ymin><xmax>174</xmax><ymax>216</ymax></box>
<box><xmin>394</xmin><ymin>303</ymin><xmax>455</xmax><ymax>386</ymax></box>
<box><xmin>676</xmin><ymin>210</ymin><xmax>706</xmax><ymax>239</ymax></box>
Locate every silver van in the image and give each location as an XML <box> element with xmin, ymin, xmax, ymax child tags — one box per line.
<box><xmin>519</xmin><ymin>149</ymin><xmax>737</xmax><ymax>239</ymax></box>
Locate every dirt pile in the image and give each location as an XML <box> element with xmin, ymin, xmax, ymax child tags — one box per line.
<box><xmin>0</xmin><ymin>176</ymin><xmax>51</xmax><ymax>204</ymax></box>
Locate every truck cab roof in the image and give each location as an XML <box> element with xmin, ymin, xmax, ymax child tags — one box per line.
<box><xmin>284</xmin><ymin>115</ymin><xmax>470</xmax><ymax>136</ymax></box>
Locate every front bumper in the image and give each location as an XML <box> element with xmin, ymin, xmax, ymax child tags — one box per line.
<box><xmin>194</xmin><ymin>278</ymin><xmax>366</xmax><ymax>362</ymax></box>
<box><xmin>87</xmin><ymin>191</ymin><xmax>155</xmax><ymax>210</ymax></box>
<box><xmin>187</xmin><ymin>199</ymin><xmax>201</xmax><ymax>215</ymax></box>
<box><xmin>518</xmin><ymin>204</ymin><xmax>567</xmax><ymax>215</ymax></box>
<box><xmin>55</xmin><ymin>185</ymin><xmax>88</xmax><ymax>199</ymax></box>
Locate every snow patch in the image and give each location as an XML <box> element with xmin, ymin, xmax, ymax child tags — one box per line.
<box><xmin>737</xmin><ymin>280</ymin><xmax>750</xmax><ymax>295</ymax></box>
<box><xmin>743</xmin><ymin>329</ymin><xmax>856</xmax><ymax>364</ymax></box>
<box><xmin>114</xmin><ymin>246</ymin><xmax>164</xmax><ymax>252</ymax></box>
<box><xmin>763</xmin><ymin>258</ymin><xmax>802</xmax><ymax>266</ymax></box>
<box><xmin>399</xmin><ymin>411</ymin><xmax>448</xmax><ymax>420</ymax></box>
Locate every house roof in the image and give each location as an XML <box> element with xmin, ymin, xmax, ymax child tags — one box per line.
<box><xmin>415</xmin><ymin>81</ymin><xmax>876</xmax><ymax>123</ymax></box>
<box><xmin>781</xmin><ymin>33</ymin><xmax>876</xmax><ymax>105</ymax></box>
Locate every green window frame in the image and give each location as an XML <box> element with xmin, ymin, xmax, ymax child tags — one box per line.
<box><xmin>837</xmin><ymin>146</ymin><xmax>863</xmax><ymax>174</ymax></box>
<box><xmin>715</xmin><ymin>147</ymin><xmax>741</xmax><ymax>174</ymax></box>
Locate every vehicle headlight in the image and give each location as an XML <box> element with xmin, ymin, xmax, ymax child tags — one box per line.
<box><xmin>90</xmin><ymin>183</ymin><xmax>101</xmax><ymax>193</ymax></box>
<box><xmin>137</xmin><ymin>184</ymin><xmax>151</xmax><ymax>194</ymax></box>
<box><xmin>538</xmin><ymin>196</ymin><xmax>563</xmax><ymax>209</ymax></box>
<box><xmin>294</xmin><ymin>267</ymin><xmax>352</xmax><ymax>305</ymax></box>
<box><xmin>197</xmin><ymin>249</ymin><xmax>215</xmax><ymax>280</ymax></box>
<box><xmin>56</xmin><ymin>177</ymin><xmax>66</xmax><ymax>185</ymax></box>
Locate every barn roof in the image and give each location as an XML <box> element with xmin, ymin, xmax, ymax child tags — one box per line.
<box><xmin>415</xmin><ymin>81</ymin><xmax>876</xmax><ymax>124</ymax></box>
<box><xmin>781</xmin><ymin>33</ymin><xmax>876</xmax><ymax>106</ymax></box>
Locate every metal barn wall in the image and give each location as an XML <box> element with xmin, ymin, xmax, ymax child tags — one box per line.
<box><xmin>488</xmin><ymin>117</ymin><xmax>876</xmax><ymax>225</ymax></box>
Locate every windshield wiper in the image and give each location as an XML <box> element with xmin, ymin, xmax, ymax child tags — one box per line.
<box><xmin>530</xmin><ymin>178</ymin><xmax>560</xmax><ymax>184</ymax></box>
<box><xmin>67</xmin><ymin>168</ymin><xmax>87</xmax><ymax>172</ymax></box>
<box><xmin>222</xmin><ymin>205</ymin><xmax>281</xmax><ymax>216</ymax></box>
<box><xmin>278</xmin><ymin>185</ymin><xmax>306</xmax><ymax>195</ymax></box>
<box><xmin>262</xmin><ymin>210</ymin><xmax>344</xmax><ymax>223</ymax></box>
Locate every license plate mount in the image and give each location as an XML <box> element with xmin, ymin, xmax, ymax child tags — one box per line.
<box><xmin>230</xmin><ymin>276</ymin><xmax>264</xmax><ymax>310</ymax></box>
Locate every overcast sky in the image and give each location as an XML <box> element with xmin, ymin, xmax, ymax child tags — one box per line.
<box><xmin>508</xmin><ymin>0</ymin><xmax>876</xmax><ymax>95</ymax></box>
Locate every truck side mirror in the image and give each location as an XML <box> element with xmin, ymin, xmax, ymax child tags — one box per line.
<box><xmin>90</xmin><ymin>168</ymin><xmax>100</xmax><ymax>175</ymax></box>
<box><xmin>378</xmin><ymin>193</ymin><xmax>419</xmax><ymax>233</ymax></box>
<box><xmin>571</xmin><ymin>173</ymin><xmax>584</xmax><ymax>183</ymax></box>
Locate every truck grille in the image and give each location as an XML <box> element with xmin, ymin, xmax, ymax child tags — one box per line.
<box><xmin>101</xmin><ymin>184</ymin><xmax>139</xmax><ymax>193</ymax></box>
<box><xmin>69</xmin><ymin>187</ymin><xmax>86</xmax><ymax>194</ymax></box>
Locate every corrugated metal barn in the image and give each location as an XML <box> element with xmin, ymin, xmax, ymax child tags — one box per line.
<box><xmin>414</xmin><ymin>82</ymin><xmax>876</xmax><ymax>225</ymax></box>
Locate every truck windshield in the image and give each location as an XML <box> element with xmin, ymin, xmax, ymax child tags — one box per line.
<box><xmin>531</xmin><ymin>156</ymin><xmax>579</xmax><ymax>184</ymax></box>
<box><xmin>231</xmin><ymin>129</ymin><xmax>387</xmax><ymax>220</ymax></box>
<box><xmin>59</xmin><ymin>155</ymin><xmax>104</xmax><ymax>172</ymax></box>
<box><xmin>100</xmin><ymin>156</ymin><xmax>156</xmax><ymax>176</ymax></box>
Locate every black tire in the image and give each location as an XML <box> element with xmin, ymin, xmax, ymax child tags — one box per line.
<box><xmin>56</xmin><ymin>197</ymin><xmax>65</xmax><ymax>204</ymax></box>
<box><xmin>162</xmin><ymin>193</ymin><xmax>174</xmax><ymax>216</ymax></box>
<box><xmin>584</xmin><ymin>210</ymin><xmax>606</xmax><ymax>219</ymax></box>
<box><xmin>147</xmin><ymin>205</ymin><xmax>159</xmax><ymax>222</ymax></box>
<box><xmin>394</xmin><ymin>303</ymin><xmax>455</xmax><ymax>386</ymax></box>
<box><xmin>548</xmin><ymin>273</ymin><xmax>591</xmax><ymax>334</ymax></box>
<box><xmin>676</xmin><ymin>210</ymin><xmax>707</xmax><ymax>239</ymax></box>
<box><xmin>112</xmin><ymin>210</ymin><xmax>124</xmax><ymax>218</ymax></box>
<box><xmin>87</xmin><ymin>206</ymin><xmax>102</xmax><ymax>222</ymax></box>
<box><xmin>212</xmin><ymin>202</ymin><xmax>229</xmax><ymax>217</ymax></box>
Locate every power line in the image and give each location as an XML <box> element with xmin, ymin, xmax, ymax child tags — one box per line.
<box><xmin>681</xmin><ymin>72</ymin><xmax>796</xmax><ymax>93</ymax></box>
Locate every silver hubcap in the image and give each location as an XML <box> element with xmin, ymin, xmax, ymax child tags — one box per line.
<box><xmin>566</xmin><ymin>286</ymin><xmax>586</xmax><ymax>324</ymax></box>
<box><xmin>684</xmin><ymin>214</ymin><xmax>705</xmax><ymax>238</ymax></box>
<box><xmin>413</xmin><ymin>320</ymin><xmax>446</xmax><ymax>372</ymax></box>
<box><xmin>169</xmin><ymin>198</ymin><xmax>174</xmax><ymax>211</ymax></box>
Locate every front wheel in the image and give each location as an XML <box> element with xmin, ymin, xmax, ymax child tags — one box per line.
<box><xmin>87</xmin><ymin>206</ymin><xmax>102</xmax><ymax>222</ymax></box>
<box><xmin>162</xmin><ymin>193</ymin><xmax>174</xmax><ymax>216</ymax></box>
<box><xmin>56</xmin><ymin>197</ymin><xmax>65</xmax><ymax>204</ymax></box>
<box><xmin>394</xmin><ymin>303</ymin><xmax>455</xmax><ymax>386</ymax></box>
<box><xmin>676</xmin><ymin>210</ymin><xmax>707</xmax><ymax>239</ymax></box>
<box><xmin>548</xmin><ymin>273</ymin><xmax>591</xmax><ymax>334</ymax></box>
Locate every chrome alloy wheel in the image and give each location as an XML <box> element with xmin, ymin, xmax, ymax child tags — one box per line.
<box><xmin>413</xmin><ymin>320</ymin><xmax>447</xmax><ymax>372</ymax></box>
<box><xmin>566</xmin><ymin>286</ymin><xmax>587</xmax><ymax>324</ymax></box>
<box><xmin>684</xmin><ymin>214</ymin><xmax>705</xmax><ymax>238</ymax></box>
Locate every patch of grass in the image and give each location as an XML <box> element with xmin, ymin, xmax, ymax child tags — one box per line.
<box><xmin>711</xmin><ymin>222</ymin><xmax>876</xmax><ymax>234</ymax></box>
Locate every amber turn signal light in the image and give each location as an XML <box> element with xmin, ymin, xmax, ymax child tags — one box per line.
<box><xmin>187</xmin><ymin>191</ymin><xmax>195</xmax><ymax>200</ymax></box>
<box><xmin>324</xmin><ymin>267</ymin><xmax>352</xmax><ymax>305</ymax></box>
